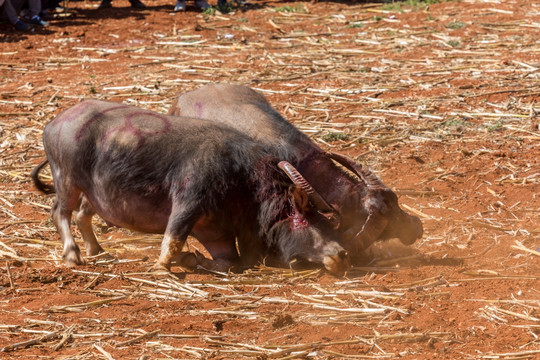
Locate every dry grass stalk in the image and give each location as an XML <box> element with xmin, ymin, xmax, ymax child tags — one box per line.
<box><xmin>1</xmin><ymin>329</ymin><xmax>62</xmax><ymax>352</ymax></box>
<box><xmin>479</xmin><ymin>349</ymin><xmax>540</xmax><ymax>359</ymax></box>
<box><xmin>511</xmin><ymin>240</ymin><xmax>540</xmax><ymax>257</ymax></box>
<box><xmin>322</xmin><ymin>350</ymin><xmax>395</xmax><ymax>358</ymax></box>
<box><xmin>115</xmin><ymin>329</ymin><xmax>160</xmax><ymax>347</ymax></box>
<box><xmin>45</xmin><ymin>296</ymin><xmax>126</xmax><ymax>313</ymax></box>
<box><xmin>93</xmin><ymin>343</ymin><xmax>115</xmax><ymax>360</ymax></box>
<box><xmin>51</xmin><ymin>325</ymin><xmax>75</xmax><ymax>351</ymax></box>
<box><xmin>1</xmin><ymin>0</ymin><xmax>539</xmax><ymax>358</ymax></box>
<box><xmin>5</xmin><ymin>261</ymin><xmax>15</xmax><ymax>289</ymax></box>
<box><xmin>0</xmin><ymin>241</ymin><xmax>18</xmax><ymax>258</ymax></box>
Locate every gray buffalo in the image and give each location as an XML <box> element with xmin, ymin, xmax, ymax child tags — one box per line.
<box><xmin>169</xmin><ymin>84</ymin><xmax>423</xmax><ymax>261</ymax></box>
<box><xmin>31</xmin><ymin>100</ymin><xmax>349</xmax><ymax>274</ymax></box>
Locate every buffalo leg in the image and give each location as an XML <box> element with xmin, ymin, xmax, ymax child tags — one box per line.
<box><xmin>197</xmin><ymin>257</ymin><xmax>237</xmax><ymax>273</ymax></box>
<box><xmin>154</xmin><ymin>233</ymin><xmax>186</xmax><ymax>271</ymax></box>
<box><xmin>172</xmin><ymin>251</ymin><xmax>199</xmax><ymax>269</ymax></box>
<box><xmin>174</xmin><ymin>248</ymin><xmax>238</xmax><ymax>273</ymax></box>
<box><xmin>154</xmin><ymin>202</ymin><xmax>202</xmax><ymax>271</ymax></box>
<box><xmin>51</xmin><ymin>193</ymin><xmax>84</xmax><ymax>266</ymax></box>
<box><xmin>198</xmin><ymin>234</ymin><xmax>240</xmax><ymax>272</ymax></box>
<box><xmin>75</xmin><ymin>196</ymin><xmax>105</xmax><ymax>256</ymax></box>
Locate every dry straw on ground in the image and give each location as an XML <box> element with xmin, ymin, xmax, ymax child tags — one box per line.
<box><xmin>0</xmin><ymin>0</ymin><xmax>539</xmax><ymax>359</ymax></box>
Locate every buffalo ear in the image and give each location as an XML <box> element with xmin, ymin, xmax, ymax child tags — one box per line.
<box><xmin>289</xmin><ymin>185</ymin><xmax>310</xmax><ymax>214</ymax></box>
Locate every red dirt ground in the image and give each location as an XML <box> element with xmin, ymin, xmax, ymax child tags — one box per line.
<box><xmin>0</xmin><ymin>0</ymin><xmax>539</xmax><ymax>359</ymax></box>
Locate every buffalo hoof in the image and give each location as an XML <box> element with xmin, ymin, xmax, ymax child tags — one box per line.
<box><xmin>63</xmin><ymin>249</ymin><xmax>86</xmax><ymax>267</ymax></box>
<box><xmin>86</xmin><ymin>244</ymin><xmax>107</xmax><ymax>257</ymax></box>
<box><xmin>148</xmin><ymin>262</ymin><xmax>171</xmax><ymax>275</ymax></box>
<box><xmin>322</xmin><ymin>250</ymin><xmax>349</xmax><ymax>276</ymax></box>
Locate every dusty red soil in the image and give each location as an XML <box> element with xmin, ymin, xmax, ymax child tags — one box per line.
<box><xmin>0</xmin><ymin>0</ymin><xmax>539</xmax><ymax>359</ymax></box>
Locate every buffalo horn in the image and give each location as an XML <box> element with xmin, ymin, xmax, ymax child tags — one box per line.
<box><xmin>327</xmin><ymin>152</ymin><xmax>391</xmax><ymax>253</ymax></box>
<box><xmin>345</xmin><ymin>211</ymin><xmax>389</xmax><ymax>253</ymax></box>
<box><xmin>278</xmin><ymin>161</ymin><xmax>340</xmax><ymax>226</ymax></box>
<box><xmin>326</xmin><ymin>152</ymin><xmax>385</xmax><ymax>189</ymax></box>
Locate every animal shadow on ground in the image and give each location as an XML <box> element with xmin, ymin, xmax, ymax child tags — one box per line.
<box><xmin>357</xmin><ymin>239</ymin><xmax>465</xmax><ymax>270</ymax></box>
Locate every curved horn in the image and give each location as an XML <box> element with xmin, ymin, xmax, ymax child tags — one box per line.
<box><xmin>278</xmin><ymin>161</ymin><xmax>340</xmax><ymax>226</ymax></box>
<box><xmin>326</xmin><ymin>152</ymin><xmax>394</xmax><ymax>255</ymax></box>
<box><xmin>344</xmin><ymin>211</ymin><xmax>389</xmax><ymax>254</ymax></box>
<box><xmin>326</xmin><ymin>152</ymin><xmax>385</xmax><ymax>189</ymax></box>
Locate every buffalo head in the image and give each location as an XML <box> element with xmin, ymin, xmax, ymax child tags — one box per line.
<box><xmin>277</xmin><ymin>161</ymin><xmax>349</xmax><ymax>275</ymax></box>
<box><xmin>326</xmin><ymin>152</ymin><xmax>423</xmax><ymax>258</ymax></box>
